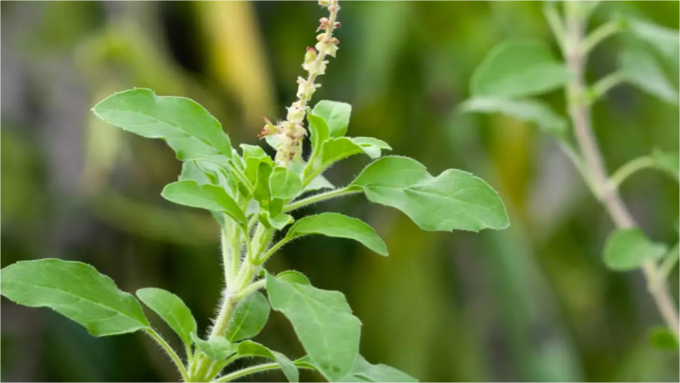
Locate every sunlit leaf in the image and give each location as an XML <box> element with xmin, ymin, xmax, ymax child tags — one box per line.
<box><xmin>191</xmin><ymin>333</ymin><xmax>235</xmax><ymax>362</ymax></box>
<box><xmin>350</xmin><ymin>156</ymin><xmax>509</xmax><ymax>232</ymax></box>
<box><xmin>652</xmin><ymin>149</ymin><xmax>679</xmax><ymax>182</ymax></box>
<box><xmin>137</xmin><ymin>288</ymin><xmax>197</xmax><ymax>347</ymax></box>
<box><xmin>312</xmin><ymin>100</ymin><xmax>352</xmax><ymax>137</ymax></box>
<box><xmin>620</xmin><ymin>48</ymin><xmax>678</xmax><ymax>105</ymax></box>
<box><xmin>1</xmin><ymin>259</ymin><xmax>149</xmax><ymax>337</ymax></box>
<box><xmin>335</xmin><ymin>355</ymin><xmax>418</xmax><ymax>382</ymax></box>
<box><xmin>265</xmin><ymin>273</ymin><xmax>361</xmax><ymax>381</ymax></box>
<box><xmin>270</xmin><ymin>167</ymin><xmax>302</xmax><ymax>200</ymax></box>
<box><xmin>234</xmin><ymin>340</ymin><xmax>299</xmax><ymax>382</ymax></box>
<box><xmin>285</xmin><ymin>213</ymin><xmax>388</xmax><ymax>256</ymax></box>
<box><xmin>161</xmin><ymin>180</ymin><xmax>246</xmax><ymax>227</ymax></box>
<box><xmin>226</xmin><ymin>292</ymin><xmax>270</xmax><ymax>342</ymax></box>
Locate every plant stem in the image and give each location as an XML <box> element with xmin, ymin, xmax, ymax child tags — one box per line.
<box><xmin>211</xmin><ymin>362</ymin><xmax>282</xmax><ymax>383</ymax></box>
<box><xmin>284</xmin><ymin>186</ymin><xmax>360</xmax><ymax>212</ymax></box>
<box><xmin>580</xmin><ymin>20</ymin><xmax>623</xmax><ymax>55</ymax></box>
<box><xmin>562</xmin><ymin>3</ymin><xmax>679</xmax><ymax>336</ymax></box>
<box><xmin>234</xmin><ymin>279</ymin><xmax>266</xmax><ymax>301</ymax></box>
<box><xmin>588</xmin><ymin>70</ymin><xmax>626</xmax><ymax>103</ymax></box>
<box><xmin>145</xmin><ymin>329</ymin><xmax>190</xmax><ymax>382</ymax></box>
<box><xmin>609</xmin><ymin>156</ymin><xmax>656</xmax><ymax>189</ymax></box>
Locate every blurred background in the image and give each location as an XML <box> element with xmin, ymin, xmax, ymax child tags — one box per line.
<box><xmin>2</xmin><ymin>1</ymin><xmax>679</xmax><ymax>382</ymax></box>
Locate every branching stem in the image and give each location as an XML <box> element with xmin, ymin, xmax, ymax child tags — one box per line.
<box><xmin>284</xmin><ymin>187</ymin><xmax>360</xmax><ymax>212</ymax></box>
<box><xmin>561</xmin><ymin>2</ymin><xmax>679</xmax><ymax>336</ymax></box>
<box><xmin>145</xmin><ymin>328</ymin><xmax>190</xmax><ymax>382</ymax></box>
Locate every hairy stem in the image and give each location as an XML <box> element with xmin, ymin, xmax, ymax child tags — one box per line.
<box><xmin>211</xmin><ymin>362</ymin><xmax>282</xmax><ymax>383</ymax></box>
<box><xmin>284</xmin><ymin>186</ymin><xmax>361</xmax><ymax>212</ymax></box>
<box><xmin>562</xmin><ymin>3</ymin><xmax>679</xmax><ymax>336</ymax></box>
<box><xmin>145</xmin><ymin>329</ymin><xmax>190</xmax><ymax>382</ymax></box>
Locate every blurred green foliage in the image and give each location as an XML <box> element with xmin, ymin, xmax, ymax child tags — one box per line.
<box><xmin>1</xmin><ymin>1</ymin><xmax>678</xmax><ymax>382</ymax></box>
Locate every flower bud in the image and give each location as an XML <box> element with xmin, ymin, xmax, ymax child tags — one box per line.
<box><xmin>318</xmin><ymin>0</ymin><xmax>330</xmax><ymax>6</ymax></box>
<box><xmin>258</xmin><ymin>118</ymin><xmax>278</xmax><ymax>139</ymax></box>
<box><xmin>318</xmin><ymin>17</ymin><xmax>329</xmax><ymax>31</ymax></box>
<box><xmin>315</xmin><ymin>39</ymin><xmax>338</xmax><ymax>57</ymax></box>
<box><xmin>303</xmin><ymin>59</ymin><xmax>327</xmax><ymax>75</ymax></box>
<box><xmin>303</xmin><ymin>47</ymin><xmax>317</xmax><ymax>64</ymax></box>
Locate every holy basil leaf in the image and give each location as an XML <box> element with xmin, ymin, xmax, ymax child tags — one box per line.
<box><xmin>350</xmin><ymin>156</ymin><xmax>509</xmax><ymax>232</ymax></box>
<box><xmin>265</xmin><ymin>273</ymin><xmax>361</xmax><ymax>381</ymax></box>
<box><xmin>652</xmin><ymin>149</ymin><xmax>679</xmax><ymax>182</ymax></box>
<box><xmin>180</xmin><ymin>162</ymin><xmax>215</xmax><ymax>185</ymax></box>
<box><xmin>137</xmin><ymin>288</ymin><xmax>196</xmax><ymax>347</ymax></box>
<box><xmin>315</xmin><ymin>137</ymin><xmax>391</xmax><ymax>175</ymax></box>
<box><xmin>259</xmin><ymin>211</ymin><xmax>295</xmax><ymax>230</ymax></box>
<box><xmin>335</xmin><ymin>355</ymin><xmax>418</xmax><ymax>382</ymax></box>
<box><xmin>270</xmin><ymin>167</ymin><xmax>302</xmax><ymax>200</ymax></box>
<box><xmin>254</xmin><ymin>161</ymin><xmax>274</xmax><ymax>210</ymax></box>
<box><xmin>312</xmin><ymin>100</ymin><xmax>352</xmax><ymax>137</ymax></box>
<box><xmin>162</xmin><ymin>180</ymin><xmax>247</xmax><ymax>227</ymax></box>
<box><xmin>304</xmin><ymin>174</ymin><xmax>335</xmax><ymax>192</ymax></box>
<box><xmin>285</xmin><ymin>213</ymin><xmax>388</xmax><ymax>256</ymax></box>
<box><xmin>350</xmin><ymin>137</ymin><xmax>392</xmax><ymax>159</ymax></box>
<box><xmin>191</xmin><ymin>333</ymin><xmax>235</xmax><ymax>362</ymax></box>
<box><xmin>226</xmin><ymin>292</ymin><xmax>270</xmax><ymax>342</ymax></box>
<box><xmin>627</xmin><ymin>17</ymin><xmax>680</xmax><ymax>68</ymax></box>
<box><xmin>458</xmin><ymin>97</ymin><xmax>567</xmax><ymax>137</ymax></box>
<box><xmin>235</xmin><ymin>340</ymin><xmax>299</xmax><ymax>382</ymax></box>
<box><xmin>308</xmin><ymin>111</ymin><xmax>330</xmax><ymax>159</ymax></box>
<box><xmin>92</xmin><ymin>88</ymin><xmax>233</xmax><ymax>159</ymax></box>
<box><xmin>471</xmin><ymin>40</ymin><xmax>570</xmax><ymax>98</ymax></box>
<box><xmin>620</xmin><ymin>48</ymin><xmax>678</xmax><ymax>105</ymax></box>
<box><xmin>603</xmin><ymin>228</ymin><xmax>667</xmax><ymax>271</ymax></box>
<box><xmin>276</xmin><ymin>270</ymin><xmax>311</xmax><ymax>285</ymax></box>
<box><xmin>241</xmin><ymin>144</ymin><xmax>271</xmax><ymax>185</ymax></box>
<box><xmin>0</xmin><ymin>259</ymin><xmax>149</xmax><ymax>337</ymax></box>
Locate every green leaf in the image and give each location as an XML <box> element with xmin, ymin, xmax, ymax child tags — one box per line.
<box><xmin>162</xmin><ymin>180</ymin><xmax>246</xmax><ymax>227</ymax></box>
<box><xmin>307</xmin><ymin>111</ymin><xmax>330</xmax><ymax>159</ymax></box>
<box><xmin>620</xmin><ymin>48</ymin><xmax>678</xmax><ymax>105</ymax></box>
<box><xmin>603</xmin><ymin>228</ymin><xmax>667</xmax><ymax>271</ymax></box>
<box><xmin>235</xmin><ymin>340</ymin><xmax>299</xmax><ymax>382</ymax></box>
<box><xmin>265</xmin><ymin>273</ymin><xmax>361</xmax><ymax>381</ymax></box>
<box><xmin>241</xmin><ymin>144</ymin><xmax>271</xmax><ymax>185</ymax></box>
<box><xmin>191</xmin><ymin>333</ymin><xmax>235</xmax><ymax>362</ymax></box>
<box><xmin>259</xmin><ymin>211</ymin><xmax>295</xmax><ymax>230</ymax></box>
<box><xmin>285</xmin><ymin>213</ymin><xmax>388</xmax><ymax>256</ymax></box>
<box><xmin>0</xmin><ymin>259</ymin><xmax>149</xmax><ymax>337</ymax></box>
<box><xmin>312</xmin><ymin>100</ymin><xmax>352</xmax><ymax>137</ymax></box>
<box><xmin>253</xmin><ymin>161</ymin><xmax>274</xmax><ymax>209</ymax></box>
<box><xmin>350</xmin><ymin>156</ymin><xmax>509</xmax><ymax>232</ymax></box>
<box><xmin>652</xmin><ymin>149</ymin><xmax>679</xmax><ymax>182</ymax></box>
<box><xmin>315</xmin><ymin>137</ymin><xmax>392</xmax><ymax>175</ymax></box>
<box><xmin>276</xmin><ymin>270</ymin><xmax>311</xmax><ymax>285</ymax></box>
<box><xmin>649</xmin><ymin>327</ymin><xmax>679</xmax><ymax>351</ymax></box>
<box><xmin>270</xmin><ymin>167</ymin><xmax>302</xmax><ymax>200</ymax></box>
<box><xmin>226</xmin><ymin>292</ymin><xmax>270</xmax><ymax>342</ymax></box>
<box><xmin>304</xmin><ymin>174</ymin><xmax>335</xmax><ymax>192</ymax></box>
<box><xmin>335</xmin><ymin>356</ymin><xmax>418</xmax><ymax>382</ymax></box>
<box><xmin>471</xmin><ymin>40</ymin><xmax>570</xmax><ymax>98</ymax></box>
<box><xmin>458</xmin><ymin>97</ymin><xmax>567</xmax><ymax>137</ymax></box>
<box><xmin>137</xmin><ymin>288</ymin><xmax>196</xmax><ymax>347</ymax></box>
<box><xmin>92</xmin><ymin>88</ymin><xmax>232</xmax><ymax>158</ymax></box>
<box><xmin>627</xmin><ymin>17</ymin><xmax>680</xmax><ymax>67</ymax></box>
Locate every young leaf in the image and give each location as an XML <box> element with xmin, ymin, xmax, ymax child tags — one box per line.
<box><xmin>308</xmin><ymin>111</ymin><xmax>330</xmax><ymax>158</ymax></box>
<box><xmin>235</xmin><ymin>340</ymin><xmax>299</xmax><ymax>382</ymax></box>
<box><xmin>458</xmin><ymin>97</ymin><xmax>567</xmax><ymax>137</ymax></box>
<box><xmin>137</xmin><ymin>288</ymin><xmax>197</xmax><ymax>347</ymax></box>
<box><xmin>649</xmin><ymin>327</ymin><xmax>680</xmax><ymax>351</ymax></box>
<box><xmin>253</xmin><ymin>161</ymin><xmax>274</xmax><ymax>209</ymax></box>
<box><xmin>191</xmin><ymin>333</ymin><xmax>235</xmax><ymax>362</ymax></box>
<box><xmin>241</xmin><ymin>144</ymin><xmax>271</xmax><ymax>185</ymax></box>
<box><xmin>162</xmin><ymin>181</ymin><xmax>247</xmax><ymax>227</ymax></box>
<box><xmin>335</xmin><ymin>355</ymin><xmax>418</xmax><ymax>382</ymax></box>
<box><xmin>270</xmin><ymin>167</ymin><xmax>302</xmax><ymax>200</ymax></box>
<box><xmin>313</xmin><ymin>137</ymin><xmax>392</xmax><ymax>176</ymax></box>
<box><xmin>259</xmin><ymin>211</ymin><xmax>295</xmax><ymax>230</ymax></box>
<box><xmin>265</xmin><ymin>273</ymin><xmax>361</xmax><ymax>381</ymax></box>
<box><xmin>620</xmin><ymin>48</ymin><xmax>678</xmax><ymax>105</ymax></box>
<box><xmin>226</xmin><ymin>292</ymin><xmax>271</xmax><ymax>342</ymax></box>
<box><xmin>92</xmin><ymin>88</ymin><xmax>233</xmax><ymax>158</ymax></box>
<box><xmin>285</xmin><ymin>213</ymin><xmax>388</xmax><ymax>256</ymax></box>
<box><xmin>471</xmin><ymin>40</ymin><xmax>570</xmax><ymax>98</ymax></box>
<box><xmin>0</xmin><ymin>259</ymin><xmax>149</xmax><ymax>336</ymax></box>
<box><xmin>276</xmin><ymin>270</ymin><xmax>311</xmax><ymax>285</ymax></box>
<box><xmin>603</xmin><ymin>228</ymin><xmax>668</xmax><ymax>271</ymax></box>
<box><xmin>349</xmin><ymin>156</ymin><xmax>509</xmax><ymax>232</ymax></box>
<box><xmin>652</xmin><ymin>149</ymin><xmax>679</xmax><ymax>182</ymax></box>
<box><xmin>312</xmin><ymin>100</ymin><xmax>352</xmax><ymax>137</ymax></box>
<box><xmin>350</xmin><ymin>137</ymin><xmax>392</xmax><ymax>159</ymax></box>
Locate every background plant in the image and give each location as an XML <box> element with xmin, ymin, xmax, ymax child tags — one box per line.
<box><xmin>1</xmin><ymin>1</ymin><xmax>509</xmax><ymax>382</ymax></box>
<box><xmin>460</xmin><ymin>1</ymin><xmax>679</xmax><ymax>342</ymax></box>
<box><xmin>2</xmin><ymin>1</ymin><xmax>677</xmax><ymax>382</ymax></box>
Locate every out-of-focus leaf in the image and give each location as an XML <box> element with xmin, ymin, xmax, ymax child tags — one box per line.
<box><xmin>603</xmin><ymin>228</ymin><xmax>667</xmax><ymax>271</ymax></box>
<box><xmin>471</xmin><ymin>40</ymin><xmax>570</xmax><ymax>98</ymax></box>
<box><xmin>649</xmin><ymin>327</ymin><xmax>679</xmax><ymax>350</ymax></box>
<box><xmin>652</xmin><ymin>149</ymin><xmax>679</xmax><ymax>182</ymax></box>
<box><xmin>626</xmin><ymin>16</ymin><xmax>680</xmax><ymax>67</ymax></box>
<box><xmin>458</xmin><ymin>97</ymin><xmax>567</xmax><ymax>137</ymax></box>
<box><xmin>620</xmin><ymin>48</ymin><xmax>678</xmax><ymax>105</ymax></box>
<box><xmin>333</xmin><ymin>355</ymin><xmax>418</xmax><ymax>382</ymax></box>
